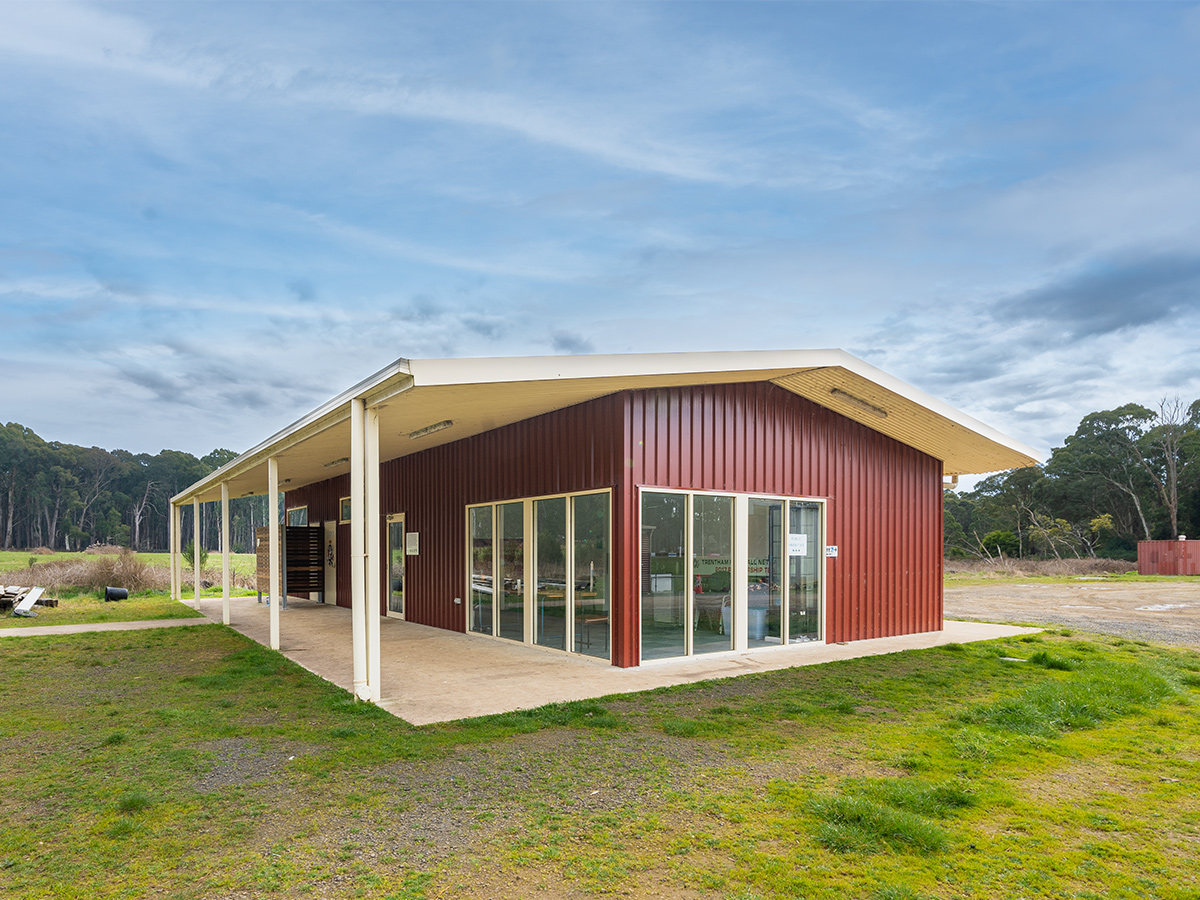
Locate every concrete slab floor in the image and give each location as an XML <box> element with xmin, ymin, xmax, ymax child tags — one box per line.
<box><xmin>195</xmin><ymin>595</ymin><xmax>1039</xmax><ymax>726</ymax></box>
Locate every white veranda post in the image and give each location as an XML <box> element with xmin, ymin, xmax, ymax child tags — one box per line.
<box><xmin>350</xmin><ymin>398</ymin><xmax>369</xmax><ymax>700</ymax></box>
<box><xmin>174</xmin><ymin>503</ymin><xmax>183</xmax><ymax>602</ymax></box>
<box><xmin>268</xmin><ymin>456</ymin><xmax>281</xmax><ymax>650</ymax></box>
<box><xmin>366</xmin><ymin>405</ymin><xmax>382</xmax><ymax>702</ymax></box>
<box><xmin>221</xmin><ymin>482</ymin><xmax>231</xmax><ymax>626</ymax></box>
<box><xmin>168</xmin><ymin>502</ymin><xmax>177</xmax><ymax>601</ymax></box>
<box><xmin>192</xmin><ymin>497</ymin><xmax>201</xmax><ymax>607</ymax></box>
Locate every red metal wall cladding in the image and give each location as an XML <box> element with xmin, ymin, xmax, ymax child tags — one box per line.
<box><xmin>286</xmin><ymin>395</ymin><xmax>627</xmax><ymax>630</ymax></box>
<box><xmin>287</xmin><ymin>381</ymin><xmax>944</xmax><ymax>667</ymax></box>
<box><xmin>617</xmin><ymin>383</ymin><xmax>944</xmax><ymax>653</ymax></box>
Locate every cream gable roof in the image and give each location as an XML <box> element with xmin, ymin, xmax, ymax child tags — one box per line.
<box><xmin>173</xmin><ymin>349</ymin><xmax>1039</xmax><ymax>504</ymax></box>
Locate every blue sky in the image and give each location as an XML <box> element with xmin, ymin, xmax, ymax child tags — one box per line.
<box><xmin>3</xmin><ymin>1</ymin><xmax>1200</xmax><ymax>475</ymax></box>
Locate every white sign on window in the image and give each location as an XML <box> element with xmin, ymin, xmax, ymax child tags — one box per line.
<box><xmin>788</xmin><ymin>533</ymin><xmax>808</xmax><ymax>557</ymax></box>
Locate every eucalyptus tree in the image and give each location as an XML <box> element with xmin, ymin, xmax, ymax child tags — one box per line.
<box><xmin>1045</xmin><ymin>404</ymin><xmax>1157</xmax><ymax>541</ymax></box>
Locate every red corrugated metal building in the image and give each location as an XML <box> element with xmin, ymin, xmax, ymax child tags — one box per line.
<box><xmin>172</xmin><ymin>350</ymin><xmax>1038</xmax><ymax>694</ymax></box>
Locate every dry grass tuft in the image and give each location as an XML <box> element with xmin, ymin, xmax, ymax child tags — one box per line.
<box><xmin>944</xmin><ymin>557</ymin><xmax>1132</xmax><ymax>578</ymax></box>
<box><xmin>30</xmin><ymin>548</ymin><xmax>169</xmax><ymax>593</ymax></box>
<box><xmin>83</xmin><ymin>543</ymin><xmax>126</xmax><ymax>555</ymax></box>
<box><xmin>21</xmin><ymin>549</ymin><xmax>257</xmax><ymax>594</ymax></box>
<box><xmin>27</xmin><ymin>546</ymin><xmax>55</xmax><ymax>556</ymax></box>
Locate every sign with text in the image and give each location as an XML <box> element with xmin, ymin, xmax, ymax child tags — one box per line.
<box><xmin>788</xmin><ymin>533</ymin><xmax>809</xmax><ymax>557</ymax></box>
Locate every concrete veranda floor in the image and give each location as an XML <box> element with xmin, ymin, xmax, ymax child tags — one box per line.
<box><xmin>192</xmin><ymin>594</ymin><xmax>1038</xmax><ymax>725</ymax></box>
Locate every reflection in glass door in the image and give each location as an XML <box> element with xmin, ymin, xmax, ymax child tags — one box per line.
<box><xmin>535</xmin><ymin>497</ymin><xmax>568</xmax><ymax>650</ymax></box>
<box><xmin>640</xmin><ymin>493</ymin><xmax>687</xmax><ymax>660</ymax></box>
<box><xmin>469</xmin><ymin>506</ymin><xmax>493</xmax><ymax>635</ymax></box>
<box><xmin>386</xmin><ymin>514</ymin><xmax>405</xmax><ymax>618</ymax></box>
<box><xmin>788</xmin><ymin>502</ymin><xmax>822</xmax><ymax>642</ymax></box>
<box><xmin>693</xmin><ymin>494</ymin><xmax>733</xmax><ymax>654</ymax></box>
<box><xmin>747</xmin><ymin>498</ymin><xmax>783</xmax><ymax>647</ymax></box>
<box><xmin>497</xmin><ymin>502</ymin><xmax>525</xmax><ymax>642</ymax></box>
<box><xmin>572</xmin><ymin>493</ymin><xmax>611</xmax><ymax>658</ymax></box>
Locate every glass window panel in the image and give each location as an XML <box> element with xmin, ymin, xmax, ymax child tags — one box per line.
<box><xmin>572</xmin><ymin>493</ymin><xmax>610</xmax><ymax>659</ymax></box>
<box><xmin>469</xmin><ymin>506</ymin><xmax>493</xmax><ymax>635</ymax></box>
<box><xmin>287</xmin><ymin>507</ymin><xmax>307</xmax><ymax>526</ymax></box>
<box><xmin>535</xmin><ymin>497</ymin><xmax>568</xmax><ymax>650</ymax></box>
<box><xmin>747</xmin><ymin>498</ymin><xmax>783</xmax><ymax>647</ymax></box>
<box><xmin>387</xmin><ymin>519</ymin><xmax>405</xmax><ymax>616</ymax></box>
<box><xmin>640</xmin><ymin>492</ymin><xmax>687</xmax><ymax>660</ymax></box>
<box><xmin>788</xmin><ymin>501</ymin><xmax>822</xmax><ymax>643</ymax></box>
<box><xmin>693</xmin><ymin>495</ymin><xmax>734</xmax><ymax>654</ymax></box>
<box><xmin>497</xmin><ymin>502</ymin><xmax>525</xmax><ymax>642</ymax></box>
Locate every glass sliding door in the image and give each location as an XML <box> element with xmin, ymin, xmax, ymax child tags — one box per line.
<box><xmin>639</xmin><ymin>490</ymin><xmax>826</xmax><ymax>662</ymax></box>
<box><xmin>572</xmin><ymin>492</ymin><xmax>610</xmax><ymax>659</ymax></box>
<box><xmin>467</xmin><ymin>491</ymin><xmax>611</xmax><ymax>657</ymax></box>
<box><xmin>747</xmin><ymin>498</ymin><xmax>783</xmax><ymax>647</ymax></box>
<box><xmin>497</xmin><ymin>502</ymin><xmax>525</xmax><ymax>642</ymax></box>
<box><xmin>641</xmin><ymin>492</ymin><xmax>687</xmax><ymax>660</ymax></box>
<box><xmin>788</xmin><ymin>501</ymin><xmax>822</xmax><ymax>643</ymax></box>
<box><xmin>386</xmin><ymin>514</ymin><xmax>405</xmax><ymax>618</ymax></box>
<box><xmin>469</xmin><ymin>506</ymin><xmax>493</xmax><ymax>635</ymax></box>
<box><xmin>692</xmin><ymin>494</ymin><xmax>733</xmax><ymax>654</ymax></box>
<box><xmin>535</xmin><ymin>497</ymin><xmax>568</xmax><ymax>650</ymax></box>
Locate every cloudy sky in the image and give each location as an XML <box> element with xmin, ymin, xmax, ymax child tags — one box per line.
<box><xmin>4</xmin><ymin>1</ymin><xmax>1200</xmax><ymax>474</ymax></box>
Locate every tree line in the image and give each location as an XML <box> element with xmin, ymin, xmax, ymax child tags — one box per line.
<box><xmin>5</xmin><ymin>397</ymin><xmax>1198</xmax><ymax>559</ymax></box>
<box><xmin>946</xmin><ymin>399</ymin><xmax>1200</xmax><ymax>560</ymax></box>
<box><xmin>0</xmin><ymin>422</ymin><xmax>268</xmax><ymax>553</ymax></box>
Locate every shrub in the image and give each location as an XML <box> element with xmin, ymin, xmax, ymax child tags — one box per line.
<box><xmin>182</xmin><ymin>540</ymin><xmax>209</xmax><ymax>568</ymax></box>
<box><xmin>84</xmin><ymin>543</ymin><xmax>125</xmax><ymax>554</ymax></box>
<box><xmin>980</xmin><ymin>530</ymin><xmax>1020</xmax><ymax>558</ymax></box>
<box><xmin>28</xmin><ymin>549</ymin><xmax>168</xmax><ymax>593</ymax></box>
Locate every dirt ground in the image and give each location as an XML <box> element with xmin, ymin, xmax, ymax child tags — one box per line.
<box><xmin>944</xmin><ymin>580</ymin><xmax>1200</xmax><ymax>648</ymax></box>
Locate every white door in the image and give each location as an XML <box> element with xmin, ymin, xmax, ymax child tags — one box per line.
<box><xmin>323</xmin><ymin>520</ymin><xmax>337</xmax><ymax>606</ymax></box>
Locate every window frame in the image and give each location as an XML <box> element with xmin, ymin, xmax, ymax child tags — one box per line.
<box><xmin>465</xmin><ymin>488</ymin><xmax>612</xmax><ymax>659</ymax></box>
<box><xmin>638</xmin><ymin>487</ymin><xmax>827</xmax><ymax>663</ymax></box>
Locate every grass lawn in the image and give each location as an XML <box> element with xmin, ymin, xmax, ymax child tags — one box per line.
<box><xmin>0</xmin><ymin>589</ymin><xmax>222</xmax><ymax>629</ymax></box>
<box><xmin>1</xmin><ymin>627</ymin><xmax>1198</xmax><ymax>899</ymax></box>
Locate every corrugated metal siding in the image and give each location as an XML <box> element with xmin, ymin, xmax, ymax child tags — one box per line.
<box><xmin>302</xmin><ymin>396</ymin><xmax>630</xmax><ymax>633</ymax></box>
<box><xmin>1138</xmin><ymin>540</ymin><xmax>1200</xmax><ymax>575</ymax></box>
<box><xmin>618</xmin><ymin>383</ymin><xmax>943</xmax><ymax>650</ymax></box>
<box><xmin>289</xmin><ymin>381</ymin><xmax>943</xmax><ymax>665</ymax></box>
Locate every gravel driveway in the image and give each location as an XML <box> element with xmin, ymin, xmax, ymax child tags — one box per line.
<box><xmin>944</xmin><ymin>580</ymin><xmax>1200</xmax><ymax>648</ymax></box>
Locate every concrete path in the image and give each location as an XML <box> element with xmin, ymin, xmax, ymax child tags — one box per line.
<box><xmin>193</xmin><ymin>595</ymin><xmax>1038</xmax><ymax>725</ymax></box>
<box><xmin>0</xmin><ymin>617</ymin><xmax>211</xmax><ymax>637</ymax></box>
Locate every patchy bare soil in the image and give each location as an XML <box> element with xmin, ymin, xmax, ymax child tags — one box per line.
<box><xmin>945</xmin><ymin>580</ymin><xmax>1200</xmax><ymax>647</ymax></box>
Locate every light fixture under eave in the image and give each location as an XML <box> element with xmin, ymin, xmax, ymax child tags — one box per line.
<box><xmin>408</xmin><ymin>419</ymin><xmax>454</xmax><ymax>440</ymax></box>
<box><xmin>324</xmin><ymin>456</ymin><xmax>350</xmax><ymax>468</ymax></box>
<box><xmin>829</xmin><ymin>387</ymin><xmax>888</xmax><ymax>419</ymax></box>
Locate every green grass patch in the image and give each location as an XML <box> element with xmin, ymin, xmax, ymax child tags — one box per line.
<box><xmin>959</xmin><ymin>659</ymin><xmax>1176</xmax><ymax>736</ymax></box>
<box><xmin>0</xmin><ymin>588</ymin><xmax>242</xmax><ymax>629</ymax></box>
<box><xmin>2</xmin><ymin>627</ymin><xmax>1199</xmax><ymax>899</ymax></box>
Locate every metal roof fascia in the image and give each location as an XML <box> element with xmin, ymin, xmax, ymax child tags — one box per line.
<box><xmin>826</xmin><ymin>355</ymin><xmax>1041</xmax><ymax>464</ymax></box>
<box><xmin>406</xmin><ymin>348</ymin><xmax>849</xmax><ymax>387</ymax></box>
